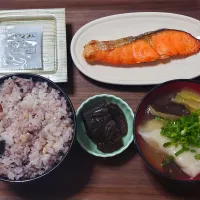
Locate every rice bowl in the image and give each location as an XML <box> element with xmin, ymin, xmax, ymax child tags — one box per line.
<box><xmin>0</xmin><ymin>74</ymin><xmax>76</xmax><ymax>182</ymax></box>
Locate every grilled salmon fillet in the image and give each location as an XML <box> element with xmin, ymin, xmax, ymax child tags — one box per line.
<box><xmin>83</xmin><ymin>29</ymin><xmax>200</xmax><ymax>65</ymax></box>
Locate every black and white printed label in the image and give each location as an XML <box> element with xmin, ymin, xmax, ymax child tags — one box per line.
<box><xmin>0</xmin><ymin>25</ymin><xmax>43</xmax><ymax>70</ymax></box>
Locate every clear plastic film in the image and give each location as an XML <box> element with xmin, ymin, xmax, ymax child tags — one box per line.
<box><xmin>0</xmin><ymin>25</ymin><xmax>43</xmax><ymax>70</ymax></box>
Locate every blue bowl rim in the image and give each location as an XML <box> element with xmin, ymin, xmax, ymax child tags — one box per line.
<box><xmin>134</xmin><ymin>78</ymin><xmax>200</xmax><ymax>183</ymax></box>
<box><xmin>0</xmin><ymin>73</ymin><xmax>77</xmax><ymax>183</ymax></box>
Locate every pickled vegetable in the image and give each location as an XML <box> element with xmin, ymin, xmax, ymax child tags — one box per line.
<box><xmin>81</xmin><ymin>100</ymin><xmax>127</xmax><ymax>153</ymax></box>
<box><xmin>149</xmin><ymin>102</ymin><xmax>190</xmax><ymax>120</ymax></box>
<box><xmin>174</xmin><ymin>89</ymin><xmax>200</xmax><ymax>111</ymax></box>
<box><xmin>177</xmin><ymin>89</ymin><xmax>200</xmax><ymax>103</ymax></box>
<box><xmin>108</xmin><ymin>103</ymin><xmax>128</xmax><ymax>136</ymax></box>
<box><xmin>149</xmin><ymin>106</ymin><xmax>179</xmax><ymax>120</ymax></box>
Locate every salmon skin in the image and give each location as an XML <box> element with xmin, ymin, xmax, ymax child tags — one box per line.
<box><xmin>83</xmin><ymin>29</ymin><xmax>200</xmax><ymax>65</ymax></box>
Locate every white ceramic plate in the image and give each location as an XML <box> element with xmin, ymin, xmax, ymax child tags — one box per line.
<box><xmin>71</xmin><ymin>12</ymin><xmax>200</xmax><ymax>85</ymax></box>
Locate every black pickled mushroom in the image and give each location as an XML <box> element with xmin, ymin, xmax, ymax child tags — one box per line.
<box><xmin>81</xmin><ymin>100</ymin><xmax>127</xmax><ymax>153</ymax></box>
<box><xmin>82</xmin><ymin>100</ymin><xmax>108</xmax><ymax>116</ymax></box>
<box><xmin>101</xmin><ymin>120</ymin><xmax>121</xmax><ymax>143</ymax></box>
<box><xmin>0</xmin><ymin>140</ymin><xmax>5</xmax><ymax>155</ymax></box>
<box><xmin>107</xmin><ymin>103</ymin><xmax>128</xmax><ymax>136</ymax></box>
<box><xmin>87</xmin><ymin>114</ymin><xmax>112</xmax><ymax>143</ymax></box>
<box><xmin>83</xmin><ymin>112</ymin><xmax>112</xmax><ymax>142</ymax></box>
<box><xmin>154</xmin><ymin>93</ymin><xmax>176</xmax><ymax>106</ymax></box>
<box><xmin>97</xmin><ymin>138</ymin><xmax>123</xmax><ymax>153</ymax></box>
<box><xmin>82</xmin><ymin>100</ymin><xmax>111</xmax><ymax>140</ymax></box>
<box><xmin>97</xmin><ymin>120</ymin><xmax>123</xmax><ymax>153</ymax></box>
<box><xmin>82</xmin><ymin>100</ymin><xmax>108</xmax><ymax>122</ymax></box>
<box><xmin>150</xmin><ymin>102</ymin><xmax>190</xmax><ymax>119</ymax></box>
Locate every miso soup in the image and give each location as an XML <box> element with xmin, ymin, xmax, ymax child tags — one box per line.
<box><xmin>136</xmin><ymin>83</ymin><xmax>200</xmax><ymax>180</ymax></box>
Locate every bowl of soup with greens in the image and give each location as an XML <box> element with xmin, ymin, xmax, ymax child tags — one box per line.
<box><xmin>135</xmin><ymin>79</ymin><xmax>200</xmax><ymax>181</ymax></box>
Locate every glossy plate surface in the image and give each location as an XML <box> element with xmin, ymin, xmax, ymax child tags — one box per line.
<box><xmin>71</xmin><ymin>12</ymin><xmax>200</xmax><ymax>85</ymax></box>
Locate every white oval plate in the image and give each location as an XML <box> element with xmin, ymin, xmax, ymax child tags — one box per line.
<box><xmin>71</xmin><ymin>12</ymin><xmax>200</xmax><ymax>85</ymax></box>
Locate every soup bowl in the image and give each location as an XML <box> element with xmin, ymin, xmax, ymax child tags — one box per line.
<box><xmin>134</xmin><ymin>79</ymin><xmax>200</xmax><ymax>181</ymax></box>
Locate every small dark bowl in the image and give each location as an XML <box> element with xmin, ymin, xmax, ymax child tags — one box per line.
<box><xmin>134</xmin><ymin>79</ymin><xmax>200</xmax><ymax>182</ymax></box>
<box><xmin>0</xmin><ymin>73</ymin><xmax>76</xmax><ymax>183</ymax></box>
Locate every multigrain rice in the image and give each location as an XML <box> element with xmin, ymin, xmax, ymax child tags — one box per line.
<box><xmin>0</xmin><ymin>77</ymin><xmax>74</xmax><ymax>180</ymax></box>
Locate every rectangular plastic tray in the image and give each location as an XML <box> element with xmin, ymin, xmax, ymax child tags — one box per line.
<box><xmin>0</xmin><ymin>8</ymin><xmax>67</xmax><ymax>82</ymax></box>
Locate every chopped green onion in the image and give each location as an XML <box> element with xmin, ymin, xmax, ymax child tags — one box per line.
<box><xmin>195</xmin><ymin>154</ymin><xmax>200</xmax><ymax>160</ymax></box>
<box><xmin>161</xmin><ymin>111</ymin><xmax>200</xmax><ymax>158</ymax></box>
<box><xmin>180</xmin><ymin>138</ymin><xmax>186</xmax><ymax>143</ymax></box>
<box><xmin>163</xmin><ymin>142</ymin><xmax>172</xmax><ymax>147</ymax></box>
<box><xmin>175</xmin><ymin>148</ymin><xmax>185</xmax><ymax>157</ymax></box>
<box><xmin>162</xmin><ymin>156</ymin><xmax>174</xmax><ymax>167</ymax></box>
<box><xmin>155</xmin><ymin>116</ymin><xmax>162</xmax><ymax>121</ymax></box>
<box><xmin>190</xmin><ymin>149</ymin><xmax>196</xmax><ymax>153</ymax></box>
